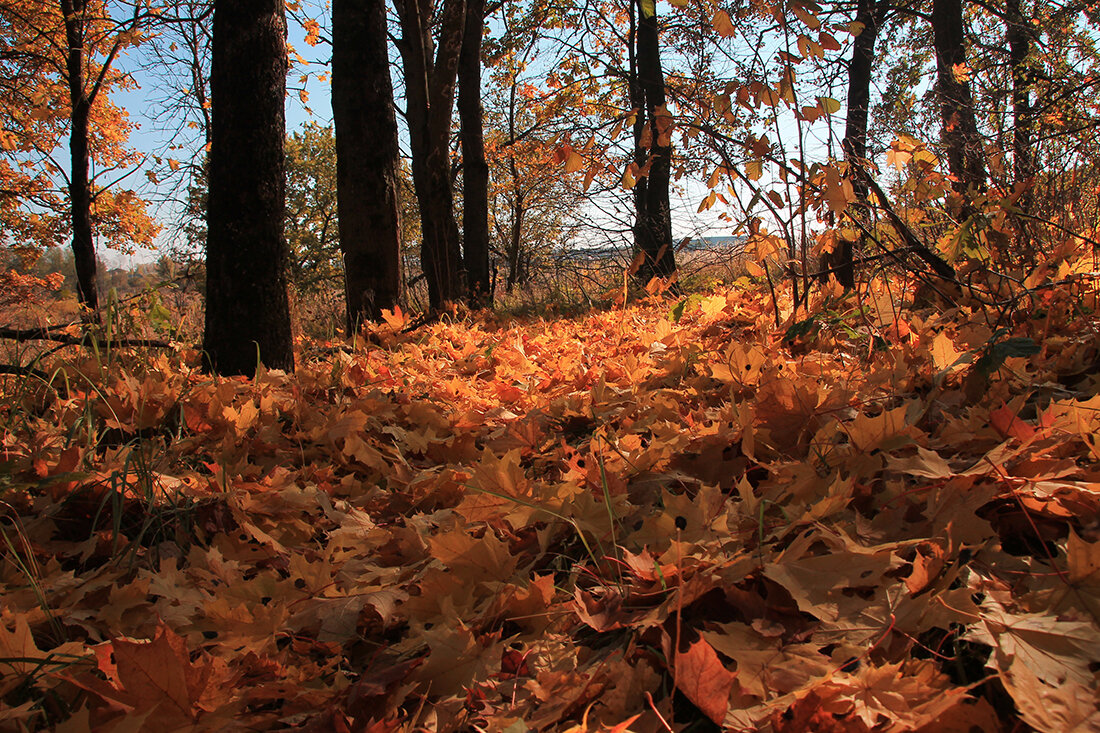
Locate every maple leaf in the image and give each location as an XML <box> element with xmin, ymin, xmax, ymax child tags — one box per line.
<box><xmin>0</xmin><ymin>616</ymin><xmax>87</xmax><ymax>698</ymax></box>
<box><xmin>675</xmin><ymin>638</ymin><xmax>736</xmax><ymax>724</ymax></box>
<box><xmin>408</xmin><ymin>622</ymin><xmax>504</xmax><ymax>697</ymax></box>
<box><xmin>73</xmin><ymin>622</ymin><xmax>232</xmax><ymax>723</ymax></box>
<box><xmin>380</xmin><ymin>304</ymin><xmax>408</xmax><ymax>330</ymax></box>
<box><xmin>703</xmin><ymin>622</ymin><xmax>831</xmax><ymax>700</ymax></box>
<box><xmin>997</xmin><ymin>657</ymin><xmax>1100</xmax><ymax>732</ymax></box>
<box><xmin>967</xmin><ymin>599</ymin><xmax>1100</xmax><ymax>687</ymax></box>
<box><xmin>929</xmin><ymin>331</ymin><xmax>966</xmax><ymax>371</ymax></box>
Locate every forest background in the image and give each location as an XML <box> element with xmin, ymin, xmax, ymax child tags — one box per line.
<box><xmin>2</xmin><ymin>0</ymin><xmax>1100</xmax><ymax>731</ymax></box>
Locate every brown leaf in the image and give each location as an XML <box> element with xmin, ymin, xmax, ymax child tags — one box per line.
<box><xmin>108</xmin><ymin>622</ymin><xmax>208</xmax><ymax>719</ymax></box>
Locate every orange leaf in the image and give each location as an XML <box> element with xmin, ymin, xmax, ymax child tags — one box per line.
<box><xmin>990</xmin><ymin>404</ymin><xmax>1036</xmax><ymax>442</ymax></box>
<box><xmin>712</xmin><ymin>9</ymin><xmax>736</xmax><ymax>37</ymax></box>
<box><xmin>675</xmin><ymin>638</ymin><xmax>735</xmax><ymax>724</ymax></box>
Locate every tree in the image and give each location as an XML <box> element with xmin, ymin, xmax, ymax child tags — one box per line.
<box><xmin>630</xmin><ymin>0</ymin><xmax>677</xmax><ymax>285</ymax></box>
<box><xmin>1005</xmin><ymin>0</ymin><xmax>1034</xmax><ymax>200</ymax></box>
<box><xmin>285</xmin><ymin>123</ymin><xmax>341</xmax><ymax>293</ymax></box>
<box><xmin>141</xmin><ymin>0</ymin><xmax>215</xmax><ymax>258</ymax></box>
<box><xmin>394</xmin><ymin>0</ymin><xmax>466</xmax><ymax>311</ymax></box>
<box><xmin>0</xmin><ymin>0</ymin><xmax>158</xmax><ymax>317</ymax></box>
<box><xmin>331</xmin><ymin>0</ymin><xmax>404</xmax><ymax>330</ymax></box>
<box><xmin>932</xmin><ymin>0</ymin><xmax>987</xmax><ymax>202</ymax></box>
<box><xmin>827</xmin><ymin>0</ymin><xmax>888</xmax><ymax>288</ymax></box>
<box><xmin>202</xmin><ymin>0</ymin><xmax>294</xmax><ymax>375</ymax></box>
<box><xmin>479</xmin><ymin>1</ymin><xmax>585</xmax><ymax>295</ymax></box>
<box><xmin>459</xmin><ymin>0</ymin><xmax>491</xmax><ymax>304</ymax></box>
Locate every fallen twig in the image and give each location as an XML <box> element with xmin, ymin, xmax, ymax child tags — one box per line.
<box><xmin>0</xmin><ymin>326</ymin><xmax>172</xmax><ymax>349</ymax></box>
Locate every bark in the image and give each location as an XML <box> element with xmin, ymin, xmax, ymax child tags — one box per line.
<box><xmin>60</xmin><ymin>0</ymin><xmax>98</xmax><ymax>316</ymax></box>
<box><xmin>459</xmin><ymin>0</ymin><xmax>490</xmax><ymax>304</ymax></box>
<box><xmin>932</xmin><ymin>0</ymin><xmax>987</xmax><ymax>199</ymax></box>
<box><xmin>502</xmin><ymin>60</ymin><xmax>525</xmax><ymax>293</ymax></box>
<box><xmin>505</xmin><ymin>189</ymin><xmax>525</xmax><ymax>291</ymax></box>
<box><xmin>332</xmin><ymin>0</ymin><xmax>404</xmax><ymax>332</ymax></box>
<box><xmin>395</xmin><ymin>0</ymin><xmax>466</xmax><ymax>311</ymax></box>
<box><xmin>632</xmin><ymin>0</ymin><xmax>676</xmax><ymax>285</ymax></box>
<box><xmin>203</xmin><ymin>0</ymin><xmax>294</xmax><ymax>375</ymax></box>
<box><xmin>1006</xmin><ymin>0</ymin><xmax>1034</xmax><ymax>196</ymax></box>
<box><xmin>828</xmin><ymin>0</ymin><xmax>886</xmax><ymax>289</ymax></box>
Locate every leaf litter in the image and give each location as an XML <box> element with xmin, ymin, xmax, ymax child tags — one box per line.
<box><xmin>2</xmin><ymin>281</ymin><xmax>1100</xmax><ymax>731</ymax></box>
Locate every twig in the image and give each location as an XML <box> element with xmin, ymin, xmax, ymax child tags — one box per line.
<box><xmin>0</xmin><ymin>365</ymin><xmax>50</xmax><ymax>380</ymax></box>
<box><xmin>858</xmin><ymin>172</ymin><xmax>957</xmax><ymax>281</ymax></box>
<box><xmin>0</xmin><ymin>326</ymin><xmax>172</xmax><ymax>349</ymax></box>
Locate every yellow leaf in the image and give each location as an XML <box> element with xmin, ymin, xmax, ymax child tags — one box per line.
<box><xmin>847</xmin><ymin>404</ymin><xmax>913</xmax><ymax>452</ymax></box>
<box><xmin>823</xmin><ymin>165</ymin><xmax>855</xmax><ymax>214</ymax></box>
<box><xmin>930</xmin><ymin>332</ymin><xmax>964</xmax><ymax>371</ymax></box>
<box><xmin>583</xmin><ymin>164</ymin><xmax>599</xmax><ymax>191</ymax></box>
<box><xmin>699</xmin><ymin>294</ymin><xmax>728</xmax><ymax>321</ymax></box>
<box><xmin>622</xmin><ymin>164</ymin><xmax>638</xmax><ymax>189</ymax></box>
<box><xmin>745</xmin><ymin>260</ymin><xmax>765</xmax><ymax>278</ymax></box>
<box><xmin>886</xmin><ymin>146</ymin><xmax>912</xmax><ymax>169</ymax></box>
<box><xmin>951</xmin><ymin>62</ymin><xmax>972</xmax><ymax>83</ymax></box>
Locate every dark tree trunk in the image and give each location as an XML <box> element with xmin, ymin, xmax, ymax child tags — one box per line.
<box><xmin>1006</xmin><ymin>0</ymin><xmax>1033</xmax><ymax>196</ymax></box>
<box><xmin>932</xmin><ymin>0</ymin><xmax>987</xmax><ymax>199</ymax></box>
<box><xmin>502</xmin><ymin>61</ymin><xmax>524</xmax><ymax>293</ymax></box>
<box><xmin>203</xmin><ymin>0</ymin><xmax>294</xmax><ymax>375</ymax></box>
<box><xmin>459</xmin><ymin>0</ymin><xmax>490</xmax><ymax>305</ymax></box>
<box><xmin>505</xmin><ymin>190</ymin><xmax>524</xmax><ymax>291</ymax></box>
<box><xmin>60</xmin><ymin>0</ymin><xmax>98</xmax><ymax>317</ymax></box>
<box><xmin>396</xmin><ymin>0</ymin><xmax>466</xmax><ymax>311</ymax></box>
<box><xmin>828</xmin><ymin>0</ymin><xmax>887</xmax><ymax>289</ymax></box>
<box><xmin>332</xmin><ymin>0</ymin><xmax>404</xmax><ymax>332</ymax></box>
<box><xmin>632</xmin><ymin>0</ymin><xmax>676</xmax><ymax>285</ymax></box>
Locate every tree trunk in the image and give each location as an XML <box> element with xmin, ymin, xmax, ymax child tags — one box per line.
<box><xmin>502</xmin><ymin>59</ymin><xmax>524</xmax><ymax>294</ymax></box>
<box><xmin>505</xmin><ymin>191</ymin><xmax>525</xmax><ymax>291</ymax></box>
<box><xmin>932</xmin><ymin>0</ymin><xmax>987</xmax><ymax>199</ymax></box>
<box><xmin>60</xmin><ymin>0</ymin><xmax>98</xmax><ymax>317</ymax></box>
<box><xmin>396</xmin><ymin>0</ymin><xmax>466</xmax><ymax>311</ymax></box>
<box><xmin>632</xmin><ymin>0</ymin><xmax>676</xmax><ymax>285</ymax></box>
<box><xmin>828</xmin><ymin>0</ymin><xmax>886</xmax><ymax>289</ymax></box>
<box><xmin>203</xmin><ymin>0</ymin><xmax>294</xmax><ymax>375</ymax></box>
<box><xmin>332</xmin><ymin>0</ymin><xmax>404</xmax><ymax>332</ymax></box>
<box><xmin>1006</xmin><ymin>0</ymin><xmax>1033</xmax><ymax>198</ymax></box>
<box><xmin>459</xmin><ymin>0</ymin><xmax>490</xmax><ymax>304</ymax></box>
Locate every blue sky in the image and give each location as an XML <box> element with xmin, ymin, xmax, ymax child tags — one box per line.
<box><xmin>104</xmin><ymin>2</ymin><xmax>840</xmax><ymax>267</ymax></box>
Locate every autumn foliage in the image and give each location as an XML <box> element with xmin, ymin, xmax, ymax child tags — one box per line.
<box><xmin>2</xmin><ymin>263</ymin><xmax>1100</xmax><ymax>731</ymax></box>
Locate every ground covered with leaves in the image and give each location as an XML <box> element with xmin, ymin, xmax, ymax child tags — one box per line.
<box><xmin>2</xmin><ymin>279</ymin><xmax>1100</xmax><ymax>732</ymax></box>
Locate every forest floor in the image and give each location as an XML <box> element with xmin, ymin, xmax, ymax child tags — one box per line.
<box><xmin>2</xmin><ymin>276</ymin><xmax>1100</xmax><ymax>732</ymax></box>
